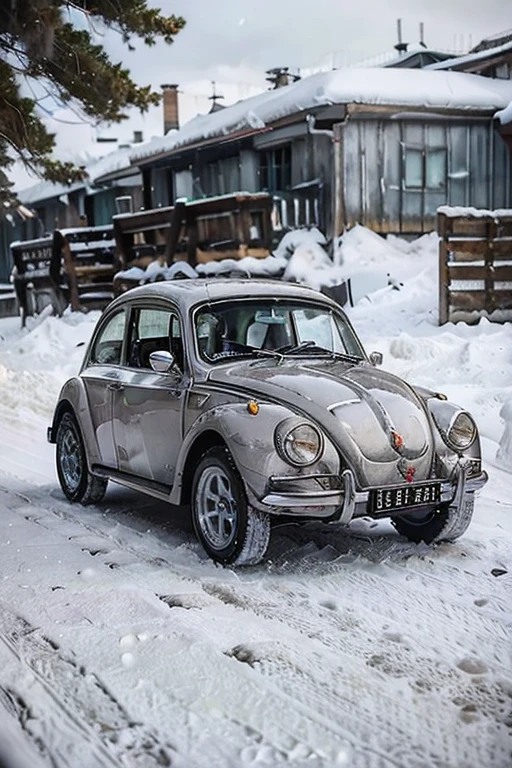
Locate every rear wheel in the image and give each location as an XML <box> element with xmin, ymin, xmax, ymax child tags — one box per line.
<box><xmin>392</xmin><ymin>495</ymin><xmax>475</xmax><ymax>544</ymax></box>
<box><xmin>56</xmin><ymin>412</ymin><xmax>108</xmax><ymax>504</ymax></box>
<box><xmin>191</xmin><ymin>446</ymin><xmax>270</xmax><ymax>566</ymax></box>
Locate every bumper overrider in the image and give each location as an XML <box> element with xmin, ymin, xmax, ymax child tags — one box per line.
<box><xmin>261</xmin><ymin>464</ymin><xmax>488</xmax><ymax>523</ymax></box>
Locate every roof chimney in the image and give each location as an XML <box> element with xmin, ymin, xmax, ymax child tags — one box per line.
<box><xmin>394</xmin><ymin>19</ymin><xmax>409</xmax><ymax>56</ymax></box>
<box><xmin>419</xmin><ymin>22</ymin><xmax>427</xmax><ymax>48</ymax></box>
<box><xmin>161</xmin><ymin>84</ymin><xmax>179</xmax><ymax>134</ymax></box>
<box><xmin>133</xmin><ymin>130</ymin><xmax>143</xmax><ymax>143</ymax></box>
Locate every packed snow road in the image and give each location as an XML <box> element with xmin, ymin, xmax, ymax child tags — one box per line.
<box><xmin>0</xmin><ymin>229</ymin><xmax>511</xmax><ymax>767</ymax></box>
<box><xmin>1</xmin><ymin>474</ymin><xmax>511</xmax><ymax>768</ymax></box>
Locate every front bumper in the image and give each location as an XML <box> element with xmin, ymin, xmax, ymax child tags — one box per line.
<box><xmin>261</xmin><ymin>465</ymin><xmax>488</xmax><ymax>523</ymax></box>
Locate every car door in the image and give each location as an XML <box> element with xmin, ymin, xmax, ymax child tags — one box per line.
<box><xmin>112</xmin><ymin>304</ymin><xmax>186</xmax><ymax>487</ymax></box>
<box><xmin>81</xmin><ymin>307</ymin><xmax>128</xmax><ymax>467</ymax></box>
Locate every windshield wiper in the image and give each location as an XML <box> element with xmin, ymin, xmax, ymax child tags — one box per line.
<box><xmin>275</xmin><ymin>341</ymin><xmax>362</xmax><ymax>363</ymax></box>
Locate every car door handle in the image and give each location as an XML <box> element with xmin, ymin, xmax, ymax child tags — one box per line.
<box><xmin>108</xmin><ymin>382</ymin><xmax>124</xmax><ymax>391</ymax></box>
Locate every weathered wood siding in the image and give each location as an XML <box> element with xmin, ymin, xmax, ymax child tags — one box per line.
<box><xmin>343</xmin><ymin>118</ymin><xmax>512</xmax><ymax>235</ymax></box>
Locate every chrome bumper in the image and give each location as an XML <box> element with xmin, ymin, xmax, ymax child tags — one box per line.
<box><xmin>261</xmin><ymin>465</ymin><xmax>488</xmax><ymax>523</ymax></box>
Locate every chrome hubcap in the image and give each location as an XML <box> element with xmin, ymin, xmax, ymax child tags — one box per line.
<box><xmin>196</xmin><ymin>466</ymin><xmax>238</xmax><ymax>550</ymax></box>
<box><xmin>60</xmin><ymin>426</ymin><xmax>82</xmax><ymax>492</ymax></box>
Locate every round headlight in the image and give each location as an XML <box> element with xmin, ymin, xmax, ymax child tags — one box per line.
<box><xmin>275</xmin><ymin>422</ymin><xmax>323</xmax><ymax>466</ymax></box>
<box><xmin>446</xmin><ymin>411</ymin><xmax>477</xmax><ymax>452</ymax></box>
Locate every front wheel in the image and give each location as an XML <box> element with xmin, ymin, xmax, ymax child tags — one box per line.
<box><xmin>191</xmin><ymin>446</ymin><xmax>270</xmax><ymax>566</ymax></box>
<box><xmin>392</xmin><ymin>495</ymin><xmax>475</xmax><ymax>544</ymax></box>
<box><xmin>56</xmin><ymin>412</ymin><xmax>108</xmax><ymax>504</ymax></box>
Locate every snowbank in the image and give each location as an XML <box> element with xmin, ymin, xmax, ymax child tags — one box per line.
<box><xmin>497</xmin><ymin>398</ymin><xmax>512</xmax><ymax>469</ymax></box>
<box><xmin>273</xmin><ymin>227</ymin><xmax>327</xmax><ymax>259</ymax></box>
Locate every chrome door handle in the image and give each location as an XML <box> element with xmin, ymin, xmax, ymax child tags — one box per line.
<box><xmin>108</xmin><ymin>382</ymin><xmax>124</xmax><ymax>391</ymax></box>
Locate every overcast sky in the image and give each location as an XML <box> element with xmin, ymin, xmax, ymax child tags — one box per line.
<box><xmin>12</xmin><ymin>0</ymin><xmax>512</xmax><ymax>188</ymax></box>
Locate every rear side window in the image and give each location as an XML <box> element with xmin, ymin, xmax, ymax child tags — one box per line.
<box><xmin>138</xmin><ymin>308</ymin><xmax>171</xmax><ymax>339</ymax></box>
<box><xmin>90</xmin><ymin>310</ymin><xmax>126</xmax><ymax>365</ymax></box>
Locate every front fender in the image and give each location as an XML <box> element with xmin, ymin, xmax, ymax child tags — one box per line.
<box><xmin>170</xmin><ymin>401</ymin><xmax>340</xmax><ymax>507</ymax></box>
<box><xmin>426</xmin><ymin>397</ymin><xmax>483</xmax><ymax>477</ymax></box>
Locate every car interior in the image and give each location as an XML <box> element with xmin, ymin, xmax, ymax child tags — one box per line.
<box><xmin>127</xmin><ymin>309</ymin><xmax>184</xmax><ymax>370</ymax></box>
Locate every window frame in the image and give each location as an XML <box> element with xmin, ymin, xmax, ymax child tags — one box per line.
<box><xmin>125</xmin><ymin>303</ymin><xmax>185</xmax><ymax>373</ymax></box>
<box><xmin>258</xmin><ymin>145</ymin><xmax>292</xmax><ymax>193</ymax></box>
<box><xmin>403</xmin><ymin>144</ymin><xmax>448</xmax><ymax>192</ymax></box>
<box><xmin>88</xmin><ymin>308</ymin><xmax>127</xmax><ymax>368</ymax></box>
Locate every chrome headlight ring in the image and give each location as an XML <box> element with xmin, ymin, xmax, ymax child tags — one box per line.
<box><xmin>274</xmin><ymin>418</ymin><xmax>324</xmax><ymax>467</ymax></box>
<box><xmin>445</xmin><ymin>410</ymin><xmax>477</xmax><ymax>452</ymax></box>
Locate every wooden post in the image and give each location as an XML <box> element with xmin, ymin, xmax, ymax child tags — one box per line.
<box><xmin>186</xmin><ymin>211</ymin><xmax>198</xmax><ymax>267</ymax></box>
<box><xmin>61</xmin><ymin>236</ymin><xmax>81</xmax><ymax>312</ymax></box>
<box><xmin>485</xmin><ymin>219</ymin><xmax>497</xmax><ymax>314</ymax></box>
<box><xmin>165</xmin><ymin>202</ymin><xmax>186</xmax><ymax>265</ymax></box>
<box><xmin>437</xmin><ymin>212</ymin><xmax>450</xmax><ymax>325</ymax></box>
<box><xmin>332</xmin><ymin>122</ymin><xmax>345</xmax><ymax>242</ymax></box>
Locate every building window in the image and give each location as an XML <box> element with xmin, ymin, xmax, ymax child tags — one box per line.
<box><xmin>426</xmin><ymin>148</ymin><xmax>446</xmax><ymax>190</ymax></box>
<box><xmin>259</xmin><ymin>146</ymin><xmax>292</xmax><ymax>192</ymax></box>
<box><xmin>203</xmin><ymin>156</ymin><xmax>240</xmax><ymax>196</ymax></box>
<box><xmin>404</xmin><ymin>147</ymin><xmax>447</xmax><ymax>190</ymax></box>
<box><xmin>404</xmin><ymin>148</ymin><xmax>423</xmax><ymax>189</ymax></box>
<box><xmin>494</xmin><ymin>63</ymin><xmax>510</xmax><ymax>79</ymax></box>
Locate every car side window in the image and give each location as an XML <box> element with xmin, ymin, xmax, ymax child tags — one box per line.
<box><xmin>90</xmin><ymin>310</ymin><xmax>126</xmax><ymax>365</ymax></box>
<box><xmin>128</xmin><ymin>307</ymin><xmax>183</xmax><ymax>371</ymax></box>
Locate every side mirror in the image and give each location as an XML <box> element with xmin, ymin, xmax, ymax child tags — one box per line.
<box><xmin>369</xmin><ymin>351</ymin><xmax>383</xmax><ymax>367</ymax></box>
<box><xmin>149</xmin><ymin>350</ymin><xmax>175</xmax><ymax>373</ymax></box>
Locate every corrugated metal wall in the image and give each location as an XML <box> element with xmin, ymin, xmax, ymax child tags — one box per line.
<box><xmin>342</xmin><ymin>118</ymin><xmax>512</xmax><ymax>234</ymax></box>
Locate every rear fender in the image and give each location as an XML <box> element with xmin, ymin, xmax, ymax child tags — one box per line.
<box><xmin>50</xmin><ymin>378</ymin><xmax>102</xmax><ymax>470</ymax></box>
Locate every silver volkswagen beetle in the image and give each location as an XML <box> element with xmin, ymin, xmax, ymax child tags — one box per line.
<box><xmin>48</xmin><ymin>279</ymin><xmax>488</xmax><ymax>565</ymax></box>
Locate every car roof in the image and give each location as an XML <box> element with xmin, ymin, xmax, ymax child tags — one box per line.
<box><xmin>111</xmin><ymin>278</ymin><xmax>337</xmax><ymax>314</ymax></box>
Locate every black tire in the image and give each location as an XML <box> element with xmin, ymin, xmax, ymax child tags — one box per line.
<box><xmin>191</xmin><ymin>446</ymin><xmax>270</xmax><ymax>566</ymax></box>
<box><xmin>392</xmin><ymin>495</ymin><xmax>475</xmax><ymax>544</ymax></box>
<box><xmin>55</xmin><ymin>412</ymin><xmax>108</xmax><ymax>504</ymax></box>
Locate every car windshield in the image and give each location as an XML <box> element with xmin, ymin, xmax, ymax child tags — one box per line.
<box><xmin>195</xmin><ymin>299</ymin><xmax>365</xmax><ymax>364</ymax></box>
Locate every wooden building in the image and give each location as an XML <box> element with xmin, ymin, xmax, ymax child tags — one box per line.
<box><xmin>6</xmin><ymin>65</ymin><xmax>512</xmax><ymax>285</ymax></box>
<box><xmin>132</xmin><ymin>68</ymin><xmax>512</xmax><ymax>239</ymax></box>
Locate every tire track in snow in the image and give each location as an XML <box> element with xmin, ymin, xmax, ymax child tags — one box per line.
<box><xmin>0</xmin><ymin>606</ymin><xmax>179</xmax><ymax>768</ymax></box>
<box><xmin>0</xmin><ymin>485</ymin><xmax>357</xmax><ymax>765</ymax></box>
<box><xmin>2</xmin><ymin>480</ymin><xmax>511</xmax><ymax>767</ymax></box>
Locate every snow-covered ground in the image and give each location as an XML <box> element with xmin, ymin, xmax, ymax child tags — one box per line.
<box><xmin>0</xmin><ymin>228</ymin><xmax>511</xmax><ymax>768</ymax></box>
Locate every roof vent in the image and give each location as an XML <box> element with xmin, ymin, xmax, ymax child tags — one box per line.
<box><xmin>265</xmin><ymin>67</ymin><xmax>301</xmax><ymax>89</ymax></box>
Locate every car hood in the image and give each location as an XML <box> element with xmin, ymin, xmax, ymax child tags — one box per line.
<box><xmin>208</xmin><ymin>357</ymin><xmax>434</xmax><ymax>469</ymax></box>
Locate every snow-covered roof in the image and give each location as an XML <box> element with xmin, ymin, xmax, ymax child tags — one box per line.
<box><xmin>18</xmin><ymin>179</ymin><xmax>84</xmax><ymax>205</ymax></box>
<box><xmin>87</xmin><ymin>145</ymin><xmax>136</xmax><ymax>183</ymax></box>
<box><xmin>17</xmin><ymin>145</ymin><xmax>136</xmax><ymax>205</ymax></box>
<box><xmin>426</xmin><ymin>39</ymin><xmax>512</xmax><ymax>71</ymax></box>
<box><xmin>131</xmin><ymin>68</ymin><xmax>512</xmax><ymax>163</ymax></box>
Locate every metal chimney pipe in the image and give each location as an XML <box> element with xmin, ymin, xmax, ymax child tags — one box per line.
<box><xmin>419</xmin><ymin>22</ymin><xmax>426</xmax><ymax>48</ymax></box>
<box><xmin>394</xmin><ymin>19</ymin><xmax>408</xmax><ymax>55</ymax></box>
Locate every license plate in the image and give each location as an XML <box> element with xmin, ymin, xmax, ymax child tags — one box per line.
<box><xmin>369</xmin><ymin>482</ymin><xmax>441</xmax><ymax>514</ymax></box>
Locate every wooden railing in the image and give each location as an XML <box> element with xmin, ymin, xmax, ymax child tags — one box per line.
<box><xmin>10</xmin><ymin>225</ymin><xmax>117</xmax><ymax>325</ymax></box>
<box><xmin>438</xmin><ymin>207</ymin><xmax>512</xmax><ymax>324</ymax></box>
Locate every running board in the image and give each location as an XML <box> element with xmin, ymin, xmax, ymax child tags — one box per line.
<box><xmin>92</xmin><ymin>466</ymin><xmax>172</xmax><ymax>503</ymax></box>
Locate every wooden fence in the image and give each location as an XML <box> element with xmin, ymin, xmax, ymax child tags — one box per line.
<box><xmin>438</xmin><ymin>207</ymin><xmax>512</xmax><ymax>324</ymax></box>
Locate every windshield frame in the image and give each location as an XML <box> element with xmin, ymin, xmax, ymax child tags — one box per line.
<box><xmin>191</xmin><ymin>296</ymin><xmax>368</xmax><ymax>366</ymax></box>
